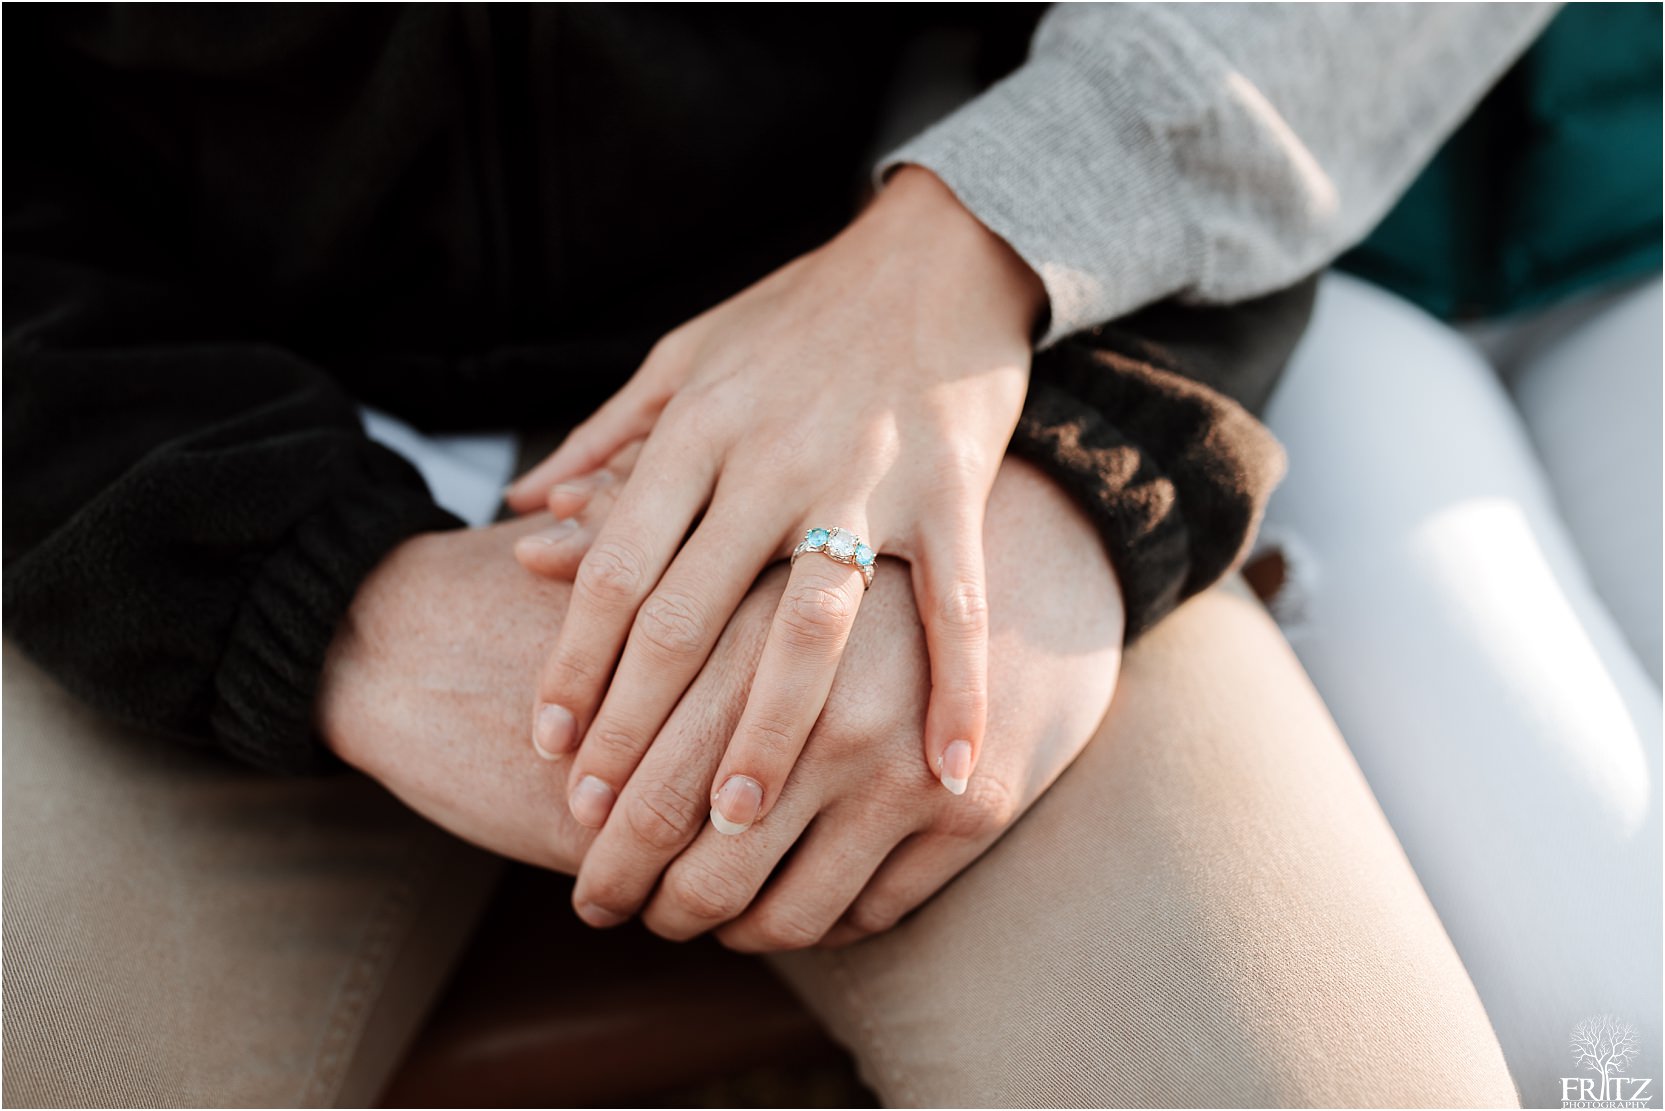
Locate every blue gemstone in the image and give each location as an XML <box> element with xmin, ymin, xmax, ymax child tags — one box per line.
<box><xmin>805</xmin><ymin>528</ymin><xmax>830</xmax><ymax>550</ymax></box>
<box><xmin>854</xmin><ymin>543</ymin><xmax>876</xmax><ymax>567</ymax></box>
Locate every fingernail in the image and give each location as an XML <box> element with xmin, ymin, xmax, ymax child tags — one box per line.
<box><xmin>940</xmin><ymin>740</ymin><xmax>972</xmax><ymax>796</ymax></box>
<box><xmin>532</xmin><ymin>702</ymin><xmax>576</xmax><ymax>758</ymax></box>
<box><xmin>576</xmin><ymin>901</ymin><xmax>629</xmax><ymax>928</ymax></box>
<box><xmin>517</xmin><ymin>519</ymin><xmax>579</xmax><ymax>549</ymax></box>
<box><xmin>710</xmin><ymin>774</ymin><xmax>763</xmax><ymax>835</ymax></box>
<box><xmin>569</xmin><ymin>775</ymin><xmax>616</xmax><ymax>828</ymax></box>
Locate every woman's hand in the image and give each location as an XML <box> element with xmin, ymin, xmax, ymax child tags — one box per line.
<box><xmin>505</xmin><ymin>166</ymin><xmax>1047</xmax><ymax>835</ymax></box>
<box><xmin>524</xmin><ymin>455</ymin><xmax>1124</xmax><ymax>944</ymax></box>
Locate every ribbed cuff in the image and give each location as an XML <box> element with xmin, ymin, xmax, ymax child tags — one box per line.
<box><xmin>209</xmin><ymin>454</ymin><xmax>461</xmax><ymax>775</ymax></box>
<box><xmin>877</xmin><ymin>8</ymin><xmax>1204</xmax><ymax>346</ymax></box>
<box><xmin>1009</xmin><ymin>332</ymin><xmax>1287</xmax><ymax>641</ymax></box>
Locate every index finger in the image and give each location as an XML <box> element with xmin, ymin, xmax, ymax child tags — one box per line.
<box><xmin>531</xmin><ymin>426</ymin><xmax>715</xmax><ymax>760</ymax></box>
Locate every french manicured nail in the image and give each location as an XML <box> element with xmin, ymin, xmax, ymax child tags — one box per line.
<box><xmin>532</xmin><ymin>702</ymin><xmax>576</xmax><ymax>759</ymax></box>
<box><xmin>710</xmin><ymin>775</ymin><xmax>763</xmax><ymax>835</ymax></box>
<box><xmin>516</xmin><ymin>519</ymin><xmax>579</xmax><ymax>549</ymax></box>
<box><xmin>569</xmin><ymin>775</ymin><xmax>616</xmax><ymax>828</ymax></box>
<box><xmin>940</xmin><ymin>740</ymin><xmax>972</xmax><ymax>796</ymax></box>
<box><xmin>576</xmin><ymin>901</ymin><xmax>629</xmax><ymax>928</ymax></box>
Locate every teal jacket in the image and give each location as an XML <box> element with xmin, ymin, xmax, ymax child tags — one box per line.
<box><xmin>1343</xmin><ymin>3</ymin><xmax>1662</xmax><ymax>319</ymax></box>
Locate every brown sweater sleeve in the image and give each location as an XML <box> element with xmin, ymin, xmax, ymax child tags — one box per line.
<box><xmin>1008</xmin><ymin>278</ymin><xmax>1316</xmax><ymax>640</ymax></box>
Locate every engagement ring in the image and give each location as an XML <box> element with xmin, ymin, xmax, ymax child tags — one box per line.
<box><xmin>790</xmin><ymin>526</ymin><xmax>877</xmax><ymax>589</ymax></box>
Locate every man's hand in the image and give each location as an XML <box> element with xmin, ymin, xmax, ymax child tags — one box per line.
<box><xmin>317</xmin><ymin>516</ymin><xmax>598</xmax><ymax>873</ymax></box>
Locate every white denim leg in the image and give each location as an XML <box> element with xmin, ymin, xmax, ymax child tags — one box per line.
<box><xmin>1501</xmin><ymin>275</ymin><xmax>1663</xmax><ymax>686</ymax></box>
<box><xmin>1260</xmin><ymin>272</ymin><xmax>1663</xmax><ymax>1105</ymax></box>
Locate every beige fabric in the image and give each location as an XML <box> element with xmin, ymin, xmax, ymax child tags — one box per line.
<box><xmin>2</xmin><ymin>582</ymin><xmax>1516</xmax><ymax>1107</ymax></box>
<box><xmin>772</xmin><ymin>582</ymin><xmax>1520</xmax><ymax>1107</ymax></box>
<box><xmin>1</xmin><ymin>644</ymin><xmax>504</xmax><ymax>1108</ymax></box>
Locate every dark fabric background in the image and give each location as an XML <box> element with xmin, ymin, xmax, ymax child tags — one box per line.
<box><xmin>4</xmin><ymin>4</ymin><xmax>1302</xmax><ymax>772</ymax></box>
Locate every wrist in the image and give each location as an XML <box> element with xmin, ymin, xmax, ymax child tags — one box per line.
<box><xmin>315</xmin><ymin>573</ymin><xmax>378</xmax><ymax>768</ymax></box>
<box><xmin>865</xmin><ymin>164</ymin><xmax>1048</xmax><ymax>343</ymax></box>
<box><xmin>314</xmin><ymin>531</ymin><xmax>436</xmax><ymax>767</ymax></box>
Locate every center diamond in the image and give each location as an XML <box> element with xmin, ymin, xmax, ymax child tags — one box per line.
<box><xmin>826</xmin><ymin>529</ymin><xmax>857</xmax><ymax>560</ymax></box>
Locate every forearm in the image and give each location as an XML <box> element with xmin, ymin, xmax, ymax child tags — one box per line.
<box><xmin>883</xmin><ymin>2</ymin><xmax>1555</xmax><ymax>342</ymax></box>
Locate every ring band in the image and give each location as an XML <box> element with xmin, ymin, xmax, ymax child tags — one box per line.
<box><xmin>790</xmin><ymin>526</ymin><xmax>876</xmax><ymax>590</ymax></box>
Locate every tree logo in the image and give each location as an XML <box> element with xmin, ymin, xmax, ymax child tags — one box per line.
<box><xmin>1562</xmin><ymin>1015</ymin><xmax>1653</xmax><ymax>1108</ymax></box>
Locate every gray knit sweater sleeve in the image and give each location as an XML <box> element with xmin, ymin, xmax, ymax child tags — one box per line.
<box><xmin>881</xmin><ymin>2</ymin><xmax>1556</xmax><ymax>345</ymax></box>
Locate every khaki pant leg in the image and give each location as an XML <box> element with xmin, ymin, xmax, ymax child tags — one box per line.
<box><xmin>2</xmin><ymin>644</ymin><xmax>504</xmax><ymax>1107</ymax></box>
<box><xmin>771</xmin><ymin>584</ymin><xmax>1518</xmax><ymax>1108</ymax></box>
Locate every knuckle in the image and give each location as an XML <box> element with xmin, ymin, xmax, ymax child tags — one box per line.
<box><xmin>956</xmin><ymin>686</ymin><xmax>991</xmax><ymax>725</ymax></box>
<box><xmin>779</xmin><ymin>583</ymin><xmax>854</xmax><ymax>649</ymax></box>
<box><xmin>751</xmin><ymin>420</ymin><xmax>814</xmax><ymax>474</ymax></box>
<box><xmin>751</xmin><ymin>906</ymin><xmax>825</xmax><ymax>951</ymax></box>
<box><xmin>941</xmin><ymin>683</ymin><xmax>990</xmax><ymax>734</ymax></box>
<box><xmin>935</xmin><ymin>579</ymin><xmax>989</xmax><ymax>639</ymax></box>
<box><xmin>845</xmin><ymin>420</ymin><xmax>901</xmax><ymax>466</ymax></box>
<box><xmin>932</xmin><ymin>438</ymin><xmax>987</xmax><ymax>492</ymax></box>
<box><xmin>634</xmin><ymin>590</ymin><xmax>709</xmax><ymax>661</ymax></box>
<box><xmin>845</xmin><ymin>896</ymin><xmax>903</xmax><ymax>937</ymax></box>
<box><xmin>577</xmin><ymin>539</ymin><xmax>650</xmax><ymax>604</ymax></box>
<box><xmin>578</xmin><ymin>871</ymin><xmax>640</xmax><ymax>920</ymax></box>
<box><xmin>805</xmin><ymin>718</ymin><xmax>869</xmax><ymax>767</ymax></box>
<box><xmin>941</xmin><ymin>775</ymin><xmax>1018</xmax><ymax>840</ymax></box>
<box><xmin>582</xmin><ymin>722</ymin><xmax>643</xmax><ymax>765</ymax></box>
<box><xmin>547</xmin><ymin>650</ymin><xmax>601</xmax><ymax>694</ymax></box>
<box><xmin>739</xmin><ymin>711</ymin><xmax>799</xmax><ymax>761</ymax></box>
<box><xmin>643</xmin><ymin>333</ymin><xmax>680</xmax><ymax>374</ymax></box>
<box><xmin>647</xmin><ymin>325</ymin><xmax>694</xmax><ymax>371</ymax></box>
<box><xmin>622</xmin><ymin>780</ymin><xmax>706</xmax><ymax>851</ymax></box>
<box><xmin>664</xmin><ymin>858</ymin><xmax>749</xmax><ymax>923</ymax></box>
<box><xmin>634</xmin><ymin>335</ymin><xmax>691</xmax><ymax>402</ymax></box>
<box><xmin>662</xmin><ymin>385</ymin><xmax>719</xmax><ymax>431</ymax></box>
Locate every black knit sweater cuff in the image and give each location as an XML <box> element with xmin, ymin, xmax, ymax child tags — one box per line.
<box><xmin>209</xmin><ymin>475</ymin><xmax>460</xmax><ymax>775</ymax></box>
<box><xmin>1009</xmin><ymin>335</ymin><xmax>1287</xmax><ymax>642</ymax></box>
